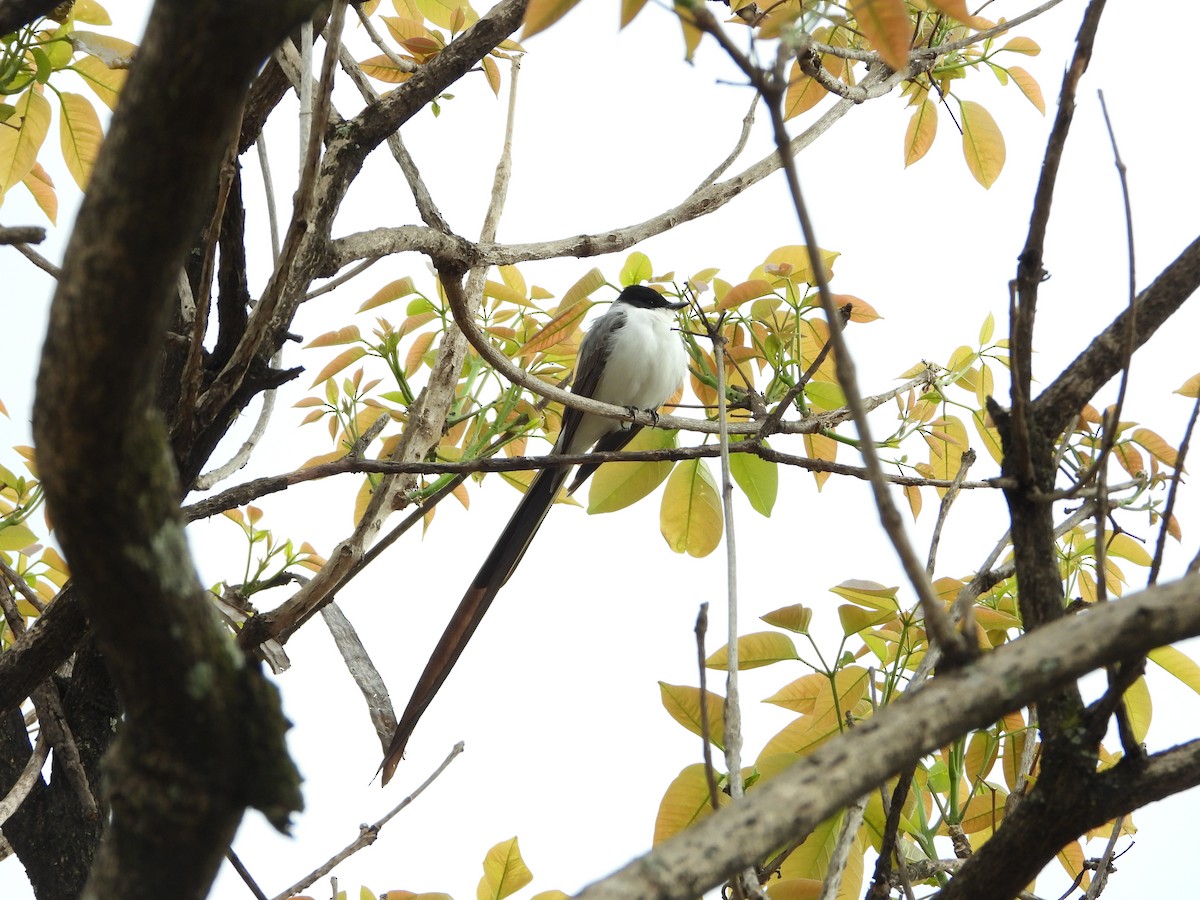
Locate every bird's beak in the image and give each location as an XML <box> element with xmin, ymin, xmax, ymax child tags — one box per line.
<box><xmin>665</xmin><ymin>298</ymin><xmax>689</xmax><ymax>310</ymax></box>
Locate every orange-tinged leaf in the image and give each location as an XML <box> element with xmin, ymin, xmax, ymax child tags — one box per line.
<box><xmin>715</xmin><ymin>279</ymin><xmax>774</xmax><ymax>311</ymax></box>
<box><xmin>22</xmin><ymin>162</ymin><xmax>56</xmax><ymax>223</ymax></box>
<box><xmin>765</xmin><ymin>667</ymin><xmax>868</xmax><ymax>721</ymax></box>
<box><xmin>476</xmin><ymin>836</ymin><xmax>532</xmax><ymax>900</ymax></box>
<box><xmin>306</xmin><ymin>325</ymin><xmax>362</xmax><ymax>347</ymax></box>
<box><xmin>360</xmin><ymin>277</ymin><xmax>417</xmax><ymax>311</ymax></box>
<box><xmin>926</xmin><ymin>0</ymin><xmax>968</xmax><ymax>19</ymax></box>
<box><xmin>560</xmin><ymin>267</ymin><xmax>606</xmax><ymax>308</ymax></box>
<box><xmin>654</xmin><ymin>764</ymin><xmax>715</xmax><ymax>845</ymax></box>
<box><xmin>784</xmin><ymin>63</ymin><xmax>826</xmax><ymax>120</ymax></box>
<box><xmin>310</xmin><ymin>346</ymin><xmax>367</xmax><ymax>387</ymax></box>
<box><xmin>520</xmin><ymin>302</ymin><xmax>590</xmax><ymax>356</ymax></box>
<box><xmin>903</xmin><ymin>483</ymin><xmax>922</xmax><ymax>520</ymax></box>
<box><xmin>1008</xmin><ymin>65</ymin><xmax>1045</xmax><ymax>114</ymax></box>
<box><xmin>850</xmin><ymin>0</ymin><xmax>911</xmax><ymax>72</ymax></box>
<box><xmin>755</xmin><ymin>246</ymin><xmax>840</xmax><ymax>287</ymax></box>
<box><xmin>660</xmin><ymin>458</ymin><xmax>722</xmax><ymax>557</ymax></box>
<box><xmin>705</xmin><ymin>632</ymin><xmax>799</xmax><ymax>670</ymax></box>
<box><xmin>58</xmin><ymin>92</ymin><xmax>103</xmax><ymax>190</ymax></box>
<box><xmin>765</xmin><ymin>879</ymin><xmax>822</xmax><ymax>900</ymax></box>
<box><xmin>835</xmin><ymin>294</ymin><xmax>880</xmax><ymax>323</ymax></box>
<box><xmin>659</xmin><ymin>682</ymin><xmax>725</xmax><ymax>749</ymax></box>
<box><xmin>523</xmin><ymin>0</ymin><xmax>582</xmax><ymax>38</ymax></box>
<box><xmin>904</xmin><ymin>97</ymin><xmax>937</xmax><ymax>166</ymax></box>
<box><xmin>760</xmin><ymin>603</ymin><xmax>812</xmax><ymax>634</ymax></box>
<box><xmin>587</xmin><ymin>426</ymin><xmax>676</xmax><ymax>513</ymax></box>
<box><xmin>0</xmin><ymin>89</ymin><xmax>52</xmax><ymax>195</ymax></box>
<box><xmin>959</xmin><ymin>100</ymin><xmax>1005</xmax><ymax>188</ymax></box>
<box><xmin>404</xmin><ymin>331</ymin><xmax>436</xmax><ymax>377</ymax></box>
<box><xmin>360</xmin><ymin>54</ymin><xmax>413</xmax><ymax>83</ymax></box>
<box><xmin>1131</xmin><ymin>428</ymin><xmax>1179</xmax><ymax>469</ymax></box>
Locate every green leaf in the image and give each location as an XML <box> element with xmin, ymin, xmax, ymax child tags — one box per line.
<box><xmin>0</xmin><ymin>522</ymin><xmax>38</xmax><ymax>552</ymax></box>
<box><xmin>620</xmin><ymin>251</ymin><xmax>652</xmax><ymax>287</ymax></box>
<box><xmin>660</xmin><ymin>458</ymin><xmax>723</xmax><ymax>557</ymax></box>
<box><xmin>729</xmin><ymin>444</ymin><xmax>778</xmax><ymax>516</ymax></box>
<box><xmin>959</xmin><ymin>100</ymin><xmax>1006</xmax><ymax>188</ymax></box>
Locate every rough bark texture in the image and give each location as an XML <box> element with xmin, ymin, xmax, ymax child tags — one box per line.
<box><xmin>28</xmin><ymin>2</ymin><xmax>318</xmax><ymax>898</ymax></box>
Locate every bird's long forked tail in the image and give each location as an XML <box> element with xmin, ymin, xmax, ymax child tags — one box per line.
<box><xmin>379</xmin><ymin>461</ymin><xmax>570</xmax><ymax>784</ymax></box>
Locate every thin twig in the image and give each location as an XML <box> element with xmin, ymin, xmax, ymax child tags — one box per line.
<box><xmin>270</xmin><ymin>742</ymin><xmax>465</xmax><ymax>900</ymax></box>
<box><xmin>694</xmin><ymin>603</ymin><xmax>722</xmax><ymax>814</ymax></box>
<box><xmin>225</xmin><ymin>847</ymin><xmax>269</xmax><ymax>900</ymax></box>
<box><xmin>1083</xmin><ymin>815</ymin><xmax>1125</xmax><ymax>899</ymax></box>
<box><xmin>1149</xmin><ymin>394</ymin><xmax>1198</xmax><ymax>585</ymax></box>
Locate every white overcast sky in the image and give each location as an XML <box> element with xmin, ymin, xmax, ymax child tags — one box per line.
<box><xmin>3</xmin><ymin>2</ymin><xmax>1200</xmax><ymax>899</ymax></box>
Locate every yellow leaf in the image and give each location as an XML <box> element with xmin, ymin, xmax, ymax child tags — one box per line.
<box><xmin>70</xmin><ymin>54</ymin><xmax>128</xmax><ymax>110</ymax></box>
<box><xmin>22</xmin><ymin>162</ymin><xmax>57</xmax><ymax>224</ymax></box>
<box><xmin>765</xmin><ymin>880</ymin><xmax>822</xmax><ymax>900</ymax></box>
<box><xmin>903</xmin><ymin>483</ymin><xmax>922</xmax><ymax>520</ymax></box>
<box><xmin>659</xmin><ymin>458</ymin><xmax>723</xmax><ymax>557</ymax></box>
<box><xmin>1001</xmin><ymin>36</ymin><xmax>1040</xmax><ymax>55</ymax></box>
<box><xmin>58</xmin><ymin>92</ymin><xmax>104</xmax><ymax>190</ymax></box>
<box><xmin>837</xmin><ymin>604</ymin><xmax>892</xmax><ymax>636</ymax></box>
<box><xmin>1148</xmin><ymin>645</ymin><xmax>1200</xmax><ymax>696</ymax></box>
<box><xmin>73</xmin><ymin>0</ymin><xmax>112</xmax><ymax>24</ymax></box>
<box><xmin>587</xmin><ymin>426</ymin><xmax>676</xmax><ymax>514</ymax></box>
<box><xmin>1105</xmin><ymin>532</ymin><xmax>1152</xmax><ymax>567</ymax></box>
<box><xmin>1122</xmin><ymin>675</ymin><xmax>1151</xmax><ymax>744</ymax></box>
<box><xmin>1131</xmin><ymin>427</ymin><xmax>1179</xmax><ymax>469</ymax></box>
<box><xmin>1008</xmin><ymin>65</ymin><xmax>1045</xmax><ymax>114</ymax></box>
<box><xmin>729</xmin><ymin>444</ymin><xmax>777</xmax><ymax>516</ymax></box>
<box><xmin>971</xmin><ymin>408</ymin><xmax>1004</xmax><ymax>465</ymax></box>
<box><xmin>959</xmin><ymin>100</ymin><xmax>1005</xmax><ymax>188</ymax></box>
<box><xmin>674</xmin><ymin>2</ymin><xmax>702</xmax><ymax>62</ymax></box>
<box><xmin>754</xmin><ymin>246</ymin><xmax>839</xmax><ymax>287</ymax></box>
<box><xmin>0</xmin><ymin>89</ymin><xmax>52</xmax><ymax>195</ymax></box>
<box><xmin>760</xmin><ymin>604</ymin><xmax>812</xmax><ymax>634</ymax></box>
<box><xmin>476</xmin><ymin>836</ymin><xmax>533</xmax><ymax>900</ymax></box>
<box><xmin>804</xmin><ymin>431</ymin><xmax>837</xmax><ymax>490</ymax></box>
<box><xmin>849</xmin><ymin>0</ymin><xmax>911</xmax><ymax>72</ymax></box>
<box><xmin>705</xmin><ymin>632</ymin><xmax>799</xmax><ymax>670</ymax></box>
<box><xmin>658</xmin><ymin>682</ymin><xmax>725</xmax><ymax>749</ymax></box>
<box><xmin>522</xmin><ymin>0</ymin><xmax>582</xmax><ymax>38</ymax></box>
<box><xmin>310</xmin><ymin>346</ymin><xmax>367</xmax><ymax>387</ymax></box>
<box><xmin>1058</xmin><ymin>840</ymin><xmax>1090</xmax><ymax>892</ymax></box>
<box><xmin>1176</xmin><ymin>372</ymin><xmax>1200</xmax><ymax>398</ymax></box>
<box><xmin>653</xmin><ymin>764</ymin><xmax>715</xmax><ymax>845</ymax></box>
<box><xmin>784</xmin><ymin>62</ymin><xmax>826</xmax><ymax>120</ymax></box>
<box><xmin>830</xmin><ymin>579</ymin><xmax>899</xmax><ymax>611</ymax></box>
<box><xmin>482</xmin><ymin>55</ymin><xmax>500</xmax><ymax>96</ymax></box>
<box><xmin>904</xmin><ymin>97</ymin><xmax>937</xmax><ymax>166</ymax></box>
<box><xmin>620</xmin><ymin>0</ymin><xmax>650</xmax><ymax>28</ymax></box>
<box><xmin>765</xmin><ymin>667</ymin><xmax>868</xmax><ymax>719</ymax></box>
<box><xmin>416</xmin><ymin>0</ymin><xmax>479</xmax><ymax>29</ymax></box>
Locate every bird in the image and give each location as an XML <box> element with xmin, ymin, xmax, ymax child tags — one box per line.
<box><xmin>380</xmin><ymin>284</ymin><xmax>689</xmax><ymax>783</ymax></box>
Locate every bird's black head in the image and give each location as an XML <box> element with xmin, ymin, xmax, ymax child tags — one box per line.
<box><xmin>617</xmin><ymin>285</ymin><xmax>688</xmax><ymax>311</ymax></box>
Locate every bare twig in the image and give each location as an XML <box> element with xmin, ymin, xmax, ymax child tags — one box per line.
<box><xmin>321</xmin><ymin>600</ymin><xmax>397</xmax><ymax>752</ymax></box>
<box><xmin>1083</xmin><ymin>815</ymin><xmax>1125</xmax><ymax>899</ymax></box>
<box><xmin>694</xmin><ymin>603</ymin><xmax>722</xmax><ymax>814</ymax></box>
<box><xmin>270</xmin><ymin>741</ymin><xmax>465</xmax><ymax>900</ymax></box>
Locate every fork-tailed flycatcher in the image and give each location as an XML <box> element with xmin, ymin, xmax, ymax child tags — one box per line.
<box><xmin>380</xmin><ymin>284</ymin><xmax>688</xmax><ymax>783</ymax></box>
